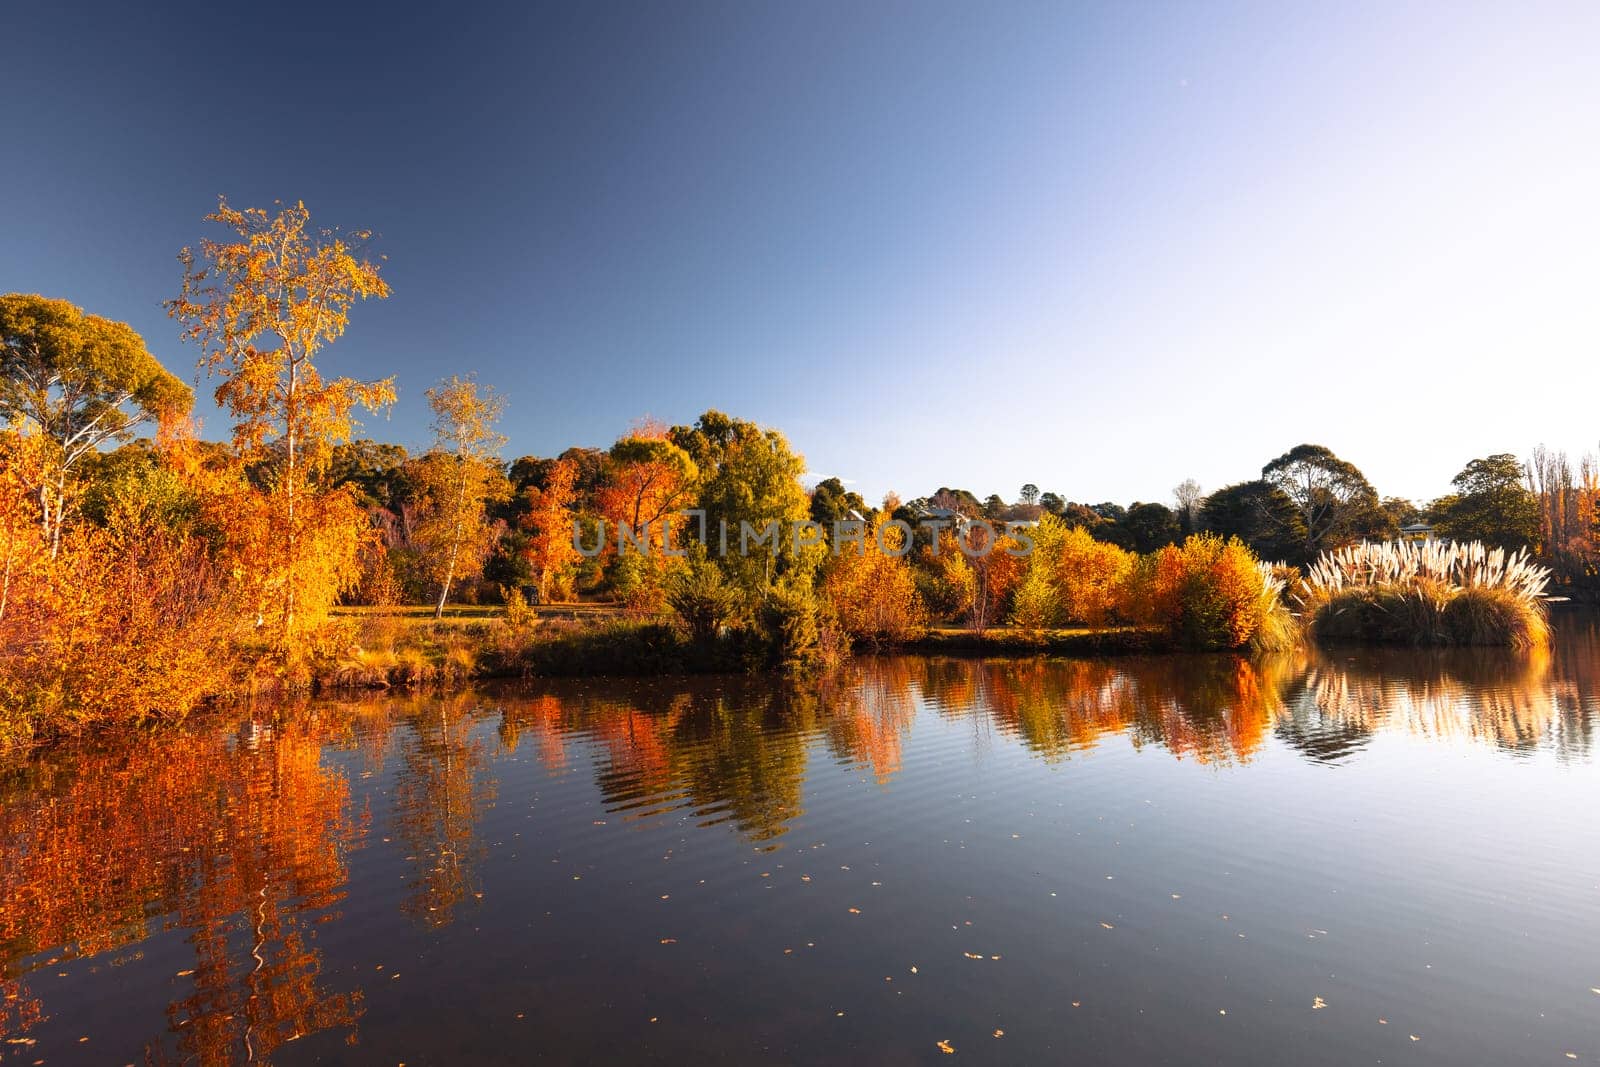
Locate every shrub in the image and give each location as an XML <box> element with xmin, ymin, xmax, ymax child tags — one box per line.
<box><xmin>759</xmin><ymin>580</ymin><xmax>824</xmax><ymax>672</ymax></box>
<box><xmin>822</xmin><ymin>522</ymin><xmax>927</xmax><ymax>645</ymax></box>
<box><xmin>665</xmin><ymin>550</ymin><xmax>739</xmax><ymax>643</ymax></box>
<box><xmin>1011</xmin><ymin>516</ymin><xmax>1134</xmax><ymax>629</ymax></box>
<box><xmin>1127</xmin><ymin>533</ymin><xmax>1282</xmax><ymax>651</ymax></box>
<box><xmin>1</xmin><ymin>521</ymin><xmax>242</xmax><ymax>742</ymax></box>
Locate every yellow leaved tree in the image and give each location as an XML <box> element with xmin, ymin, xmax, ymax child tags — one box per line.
<box><xmin>168</xmin><ymin>198</ymin><xmax>393</xmax><ymax>655</ymax></box>
<box><xmin>413</xmin><ymin>375</ymin><xmax>508</xmax><ymax>617</ymax></box>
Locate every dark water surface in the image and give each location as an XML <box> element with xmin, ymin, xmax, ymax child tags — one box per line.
<box><xmin>5</xmin><ymin>622</ymin><xmax>1600</xmax><ymax>1065</ymax></box>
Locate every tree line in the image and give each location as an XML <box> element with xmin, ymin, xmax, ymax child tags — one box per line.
<box><xmin>0</xmin><ymin>196</ymin><xmax>1591</xmax><ymax>739</ymax></box>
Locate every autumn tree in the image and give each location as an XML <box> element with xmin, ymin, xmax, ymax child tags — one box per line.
<box><xmin>168</xmin><ymin>198</ymin><xmax>393</xmax><ymax>652</ymax></box>
<box><xmin>522</xmin><ymin>457</ymin><xmax>580</xmax><ymax>602</ymax></box>
<box><xmin>597</xmin><ymin>428</ymin><xmax>698</xmax><ymax>547</ymax></box>
<box><xmin>1011</xmin><ymin>515</ymin><xmax>1134</xmax><ymax>630</ymax></box>
<box><xmin>821</xmin><ymin>515</ymin><xmax>926</xmax><ymax>645</ymax></box>
<box><xmin>413</xmin><ymin>376</ymin><xmax>507</xmax><ymax>617</ymax></box>
<box><xmin>1528</xmin><ymin>445</ymin><xmax>1600</xmax><ymax>585</ymax></box>
<box><xmin>0</xmin><ymin>293</ymin><xmax>191</xmax><ymax>554</ymax></box>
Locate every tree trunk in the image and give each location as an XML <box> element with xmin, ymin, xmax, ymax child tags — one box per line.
<box><xmin>434</xmin><ymin>459</ymin><xmax>471</xmax><ymax>619</ymax></box>
<box><xmin>436</xmin><ymin>540</ymin><xmax>459</xmax><ymax>619</ymax></box>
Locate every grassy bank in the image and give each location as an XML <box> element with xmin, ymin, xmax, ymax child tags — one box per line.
<box><xmin>905</xmin><ymin>625</ymin><xmax>1173</xmax><ymax>656</ymax></box>
<box><xmin>308</xmin><ymin>612</ymin><xmax>1186</xmax><ymax>692</ymax></box>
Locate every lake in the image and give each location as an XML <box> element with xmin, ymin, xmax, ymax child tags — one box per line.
<box><xmin>4</xmin><ymin>619</ymin><xmax>1600</xmax><ymax>1064</ymax></box>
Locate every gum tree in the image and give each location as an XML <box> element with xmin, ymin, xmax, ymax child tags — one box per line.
<box><xmin>0</xmin><ymin>293</ymin><xmax>191</xmax><ymax>554</ymax></box>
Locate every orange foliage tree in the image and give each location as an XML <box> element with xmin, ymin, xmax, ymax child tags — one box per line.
<box><xmin>168</xmin><ymin>198</ymin><xmax>393</xmax><ymax>653</ymax></box>
<box><xmin>595</xmin><ymin>427</ymin><xmax>698</xmax><ymax>607</ymax></box>
<box><xmin>522</xmin><ymin>457</ymin><xmax>580</xmax><ymax>602</ymax></box>
<box><xmin>821</xmin><ymin>516</ymin><xmax>927</xmax><ymax>645</ymax></box>
<box><xmin>0</xmin><ymin>424</ymin><xmax>245</xmax><ymax>743</ymax></box>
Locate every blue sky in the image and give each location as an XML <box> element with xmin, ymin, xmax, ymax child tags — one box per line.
<box><xmin>5</xmin><ymin>1</ymin><xmax>1598</xmax><ymax>507</ymax></box>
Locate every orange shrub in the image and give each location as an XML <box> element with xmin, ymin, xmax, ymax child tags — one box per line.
<box><xmin>821</xmin><ymin>520</ymin><xmax>927</xmax><ymax>645</ymax></box>
<box><xmin>1127</xmin><ymin>533</ymin><xmax>1268</xmax><ymax>650</ymax></box>
<box><xmin>1011</xmin><ymin>516</ymin><xmax>1134</xmax><ymax>629</ymax></box>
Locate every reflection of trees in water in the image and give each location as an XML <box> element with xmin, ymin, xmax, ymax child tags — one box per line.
<box><xmin>394</xmin><ymin>693</ymin><xmax>498</xmax><ymax>928</ymax></box>
<box><xmin>0</xmin><ymin>708</ymin><xmax>371</xmax><ymax>1060</ymax></box>
<box><xmin>907</xmin><ymin>655</ymin><xmax>1296</xmax><ymax>765</ymax></box>
<box><xmin>7</xmin><ymin>625</ymin><xmax>1597</xmax><ymax>1054</ymax></box>
<box><xmin>820</xmin><ymin>657</ymin><xmax>919</xmax><ymax>785</ymax></box>
<box><xmin>499</xmin><ymin>678</ymin><xmax>819</xmax><ymax>844</ymax></box>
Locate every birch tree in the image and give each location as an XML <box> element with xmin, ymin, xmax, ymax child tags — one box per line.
<box><xmin>168</xmin><ymin>198</ymin><xmax>393</xmax><ymax>651</ymax></box>
<box><xmin>415</xmin><ymin>375</ymin><xmax>507</xmax><ymax>616</ymax></box>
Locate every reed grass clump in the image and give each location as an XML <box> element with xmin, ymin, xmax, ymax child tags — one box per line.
<box><xmin>1302</xmin><ymin>540</ymin><xmax>1550</xmax><ymax>648</ymax></box>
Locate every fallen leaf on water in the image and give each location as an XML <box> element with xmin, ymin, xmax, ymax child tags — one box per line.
<box><xmin>849</xmin><ymin>908</ymin><xmax>861</xmax><ymax>914</ymax></box>
<box><xmin>910</xmin><ymin>966</ymin><xmax>918</xmax><ymax>974</ymax></box>
<box><xmin>659</xmin><ymin>938</ymin><xmax>677</xmax><ymax>944</ymax></box>
<box><xmin>1409</xmin><ymin>1035</ymin><xmax>1420</xmax><ymax>1042</ymax></box>
<box><xmin>993</xmin><ymin>1029</ymin><xmax>1005</xmax><ymax>1038</ymax></box>
<box><xmin>963</xmin><ymin>952</ymin><xmax>984</xmax><ymax>960</ymax></box>
<box><xmin>936</xmin><ymin>1039</ymin><xmax>955</xmax><ymax>1054</ymax></box>
<box><xmin>1071</xmin><ymin>1001</ymin><xmax>1080</xmax><ymax>1008</ymax></box>
<box><xmin>1100</xmin><ymin>923</ymin><xmax>1115</xmax><ymax>930</ymax></box>
<box><xmin>1218</xmin><ymin>1010</ymin><xmax>1227</xmax><ymax>1016</ymax></box>
<box><xmin>176</xmin><ymin>969</ymin><xmax>194</xmax><ymax>977</ymax></box>
<box><xmin>1312</xmin><ymin>997</ymin><xmax>1326</xmax><ymax>1010</ymax></box>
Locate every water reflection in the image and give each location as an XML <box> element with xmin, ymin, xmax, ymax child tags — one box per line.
<box><xmin>0</xmin><ymin>710</ymin><xmax>371</xmax><ymax>1062</ymax></box>
<box><xmin>394</xmin><ymin>694</ymin><xmax>496</xmax><ymax>926</ymax></box>
<box><xmin>2</xmin><ymin>619</ymin><xmax>1599</xmax><ymax>1059</ymax></box>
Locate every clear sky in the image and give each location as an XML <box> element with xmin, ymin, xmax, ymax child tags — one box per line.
<box><xmin>5</xmin><ymin>1</ymin><xmax>1598</xmax><ymax>509</ymax></box>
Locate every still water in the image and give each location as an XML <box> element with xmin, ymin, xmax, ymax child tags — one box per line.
<box><xmin>4</xmin><ymin>622</ymin><xmax>1600</xmax><ymax>1065</ymax></box>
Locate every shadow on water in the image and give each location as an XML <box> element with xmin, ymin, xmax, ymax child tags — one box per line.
<box><xmin>2</xmin><ymin>615</ymin><xmax>1598</xmax><ymax>1060</ymax></box>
